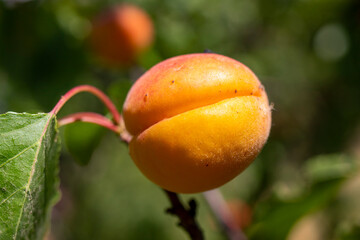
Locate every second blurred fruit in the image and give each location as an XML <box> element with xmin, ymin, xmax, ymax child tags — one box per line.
<box><xmin>89</xmin><ymin>4</ymin><xmax>154</xmax><ymax>67</ymax></box>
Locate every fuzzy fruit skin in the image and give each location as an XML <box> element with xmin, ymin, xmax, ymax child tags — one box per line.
<box><xmin>90</xmin><ymin>4</ymin><xmax>154</xmax><ymax>66</ymax></box>
<box><xmin>123</xmin><ymin>53</ymin><xmax>271</xmax><ymax>193</ymax></box>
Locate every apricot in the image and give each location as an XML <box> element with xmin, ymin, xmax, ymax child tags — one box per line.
<box><xmin>89</xmin><ymin>4</ymin><xmax>154</xmax><ymax>66</ymax></box>
<box><xmin>123</xmin><ymin>53</ymin><xmax>271</xmax><ymax>193</ymax></box>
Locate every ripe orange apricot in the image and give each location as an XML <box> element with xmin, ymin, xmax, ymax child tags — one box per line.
<box><xmin>123</xmin><ymin>53</ymin><xmax>271</xmax><ymax>193</ymax></box>
<box><xmin>89</xmin><ymin>4</ymin><xmax>154</xmax><ymax>66</ymax></box>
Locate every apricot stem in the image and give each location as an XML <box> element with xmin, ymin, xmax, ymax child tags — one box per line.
<box><xmin>51</xmin><ymin>85</ymin><xmax>132</xmax><ymax>142</ymax></box>
<box><xmin>58</xmin><ymin>112</ymin><xmax>122</xmax><ymax>134</ymax></box>
<box><xmin>50</xmin><ymin>85</ymin><xmax>121</xmax><ymax>125</ymax></box>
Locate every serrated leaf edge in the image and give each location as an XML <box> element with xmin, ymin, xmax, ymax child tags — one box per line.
<box><xmin>0</xmin><ymin>117</ymin><xmax>47</xmax><ymax>136</ymax></box>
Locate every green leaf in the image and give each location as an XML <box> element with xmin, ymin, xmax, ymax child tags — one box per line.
<box><xmin>247</xmin><ymin>154</ymin><xmax>357</xmax><ymax>240</ymax></box>
<box><xmin>305</xmin><ymin>154</ymin><xmax>356</xmax><ymax>183</ymax></box>
<box><xmin>248</xmin><ymin>179</ymin><xmax>343</xmax><ymax>240</ymax></box>
<box><xmin>0</xmin><ymin>112</ymin><xmax>61</xmax><ymax>240</ymax></box>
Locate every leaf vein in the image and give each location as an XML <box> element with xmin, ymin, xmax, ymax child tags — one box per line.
<box><xmin>0</xmin><ymin>142</ymin><xmax>39</xmax><ymax>169</ymax></box>
<box><xmin>13</xmin><ymin>114</ymin><xmax>53</xmax><ymax>240</ymax></box>
<box><xmin>0</xmin><ymin>186</ymin><xmax>26</xmax><ymax>207</ymax></box>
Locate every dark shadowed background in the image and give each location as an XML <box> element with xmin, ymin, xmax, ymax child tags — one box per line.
<box><xmin>1</xmin><ymin>0</ymin><xmax>360</xmax><ymax>239</ymax></box>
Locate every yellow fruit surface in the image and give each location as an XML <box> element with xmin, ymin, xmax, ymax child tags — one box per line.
<box><xmin>123</xmin><ymin>53</ymin><xmax>271</xmax><ymax>193</ymax></box>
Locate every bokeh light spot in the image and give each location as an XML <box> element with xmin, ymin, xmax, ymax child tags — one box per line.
<box><xmin>313</xmin><ymin>23</ymin><xmax>349</xmax><ymax>61</ymax></box>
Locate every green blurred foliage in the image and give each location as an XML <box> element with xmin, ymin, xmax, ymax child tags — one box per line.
<box><xmin>63</xmin><ymin>122</ymin><xmax>105</xmax><ymax>165</ymax></box>
<box><xmin>1</xmin><ymin>0</ymin><xmax>360</xmax><ymax>239</ymax></box>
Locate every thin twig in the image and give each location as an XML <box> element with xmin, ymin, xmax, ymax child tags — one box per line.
<box><xmin>58</xmin><ymin>112</ymin><xmax>122</xmax><ymax>134</ymax></box>
<box><xmin>164</xmin><ymin>190</ymin><xmax>204</xmax><ymax>240</ymax></box>
<box><xmin>203</xmin><ymin>190</ymin><xmax>247</xmax><ymax>240</ymax></box>
<box><xmin>50</xmin><ymin>85</ymin><xmax>121</xmax><ymax>125</ymax></box>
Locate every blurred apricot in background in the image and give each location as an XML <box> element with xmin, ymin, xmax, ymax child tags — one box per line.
<box><xmin>89</xmin><ymin>4</ymin><xmax>154</xmax><ymax>67</ymax></box>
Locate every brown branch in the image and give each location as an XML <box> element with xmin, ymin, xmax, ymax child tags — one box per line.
<box><xmin>164</xmin><ymin>190</ymin><xmax>204</xmax><ymax>240</ymax></box>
